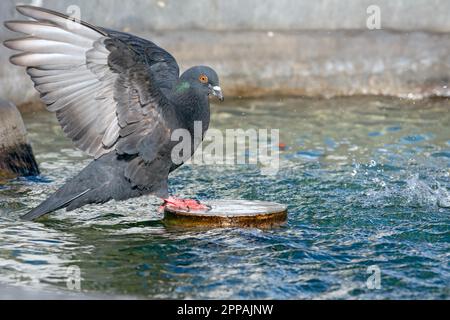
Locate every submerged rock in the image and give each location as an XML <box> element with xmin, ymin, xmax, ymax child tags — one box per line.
<box><xmin>0</xmin><ymin>99</ymin><xmax>39</xmax><ymax>180</ymax></box>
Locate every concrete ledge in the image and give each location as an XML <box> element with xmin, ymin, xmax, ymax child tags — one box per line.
<box><xmin>163</xmin><ymin>30</ymin><xmax>450</xmax><ymax>99</ymax></box>
<box><xmin>4</xmin><ymin>0</ymin><xmax>450</xmax><ymax>33</ymax></box>
<box><xmin>2</xmin><ymin>30</ymin><xmax>449</xmax><ymax>108</ymax></box>
<box><xmin>1</xmin><ymin>1</ymin><xmax>449</xmax><ymax>106</ymax></box>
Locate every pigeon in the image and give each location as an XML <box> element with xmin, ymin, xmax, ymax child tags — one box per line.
<box><xmin>3</xmin><ymin>5</ymin><xmax>224</xmax><ymax>221</ymax></box>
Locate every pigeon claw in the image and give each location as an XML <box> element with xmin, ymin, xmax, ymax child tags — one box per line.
<box><xmin>162</xmin><ymin>197</ymin><xmax>211</xmax><ymax>212</ymax></box>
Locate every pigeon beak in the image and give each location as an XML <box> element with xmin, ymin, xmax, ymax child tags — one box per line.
<box><xmin>210</xmin><ymin>85</ymin><xmax>224</xmax><ymax>102</ymax></box>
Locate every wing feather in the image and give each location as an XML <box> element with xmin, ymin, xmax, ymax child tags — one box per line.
<box><xmin>4</xmin><ymin>21</ymin><xmax>94</xmax><ymax>48</ymax></box>
<box><xmin>4</xmin><ymin>37</ymin><xmax>86</xmax><ymax>54</ymax></box>
<box><xmin>4</xmin><ymin>5</ymin><xmax>180</xmax><ymax>187</ymax></box>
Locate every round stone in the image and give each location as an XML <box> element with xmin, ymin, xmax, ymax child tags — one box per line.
<box><xmin>163</xmin><ymin>200</ymin><xmax>288</xmax><ymax>228</ymax></box>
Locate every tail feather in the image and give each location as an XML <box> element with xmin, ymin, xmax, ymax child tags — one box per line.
<box><xmin>21</xmin><ymin>152</ymin><xmax>158</xmax><ymax>221</ymax></box>
<box><xmin>21</xmin><ymin>189</ymin><xmax>90</xmax><ymax>221</ymax></box>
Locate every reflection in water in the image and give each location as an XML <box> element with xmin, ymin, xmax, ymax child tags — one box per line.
<box><xmin>0</xmin><ymin>97</ymin><xmax>449</xmax><ymax>299</ymax></box>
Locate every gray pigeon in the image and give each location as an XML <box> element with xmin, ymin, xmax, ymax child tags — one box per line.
<box><xmin>4</xmin><ymin>6</ymin><xmax>224</xmax><ymax>221</ymax></box>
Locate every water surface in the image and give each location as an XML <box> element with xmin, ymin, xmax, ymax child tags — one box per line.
<box><xmin>0</xmin><ymin>97</ymin><xmax>449</xmax><ymax>299</ymax></box>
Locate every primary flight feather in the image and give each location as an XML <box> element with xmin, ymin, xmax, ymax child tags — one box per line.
<box><xmin>4</xmin><ymin>5</ymin><xmax>224</xmax><ymax>221</ymax></box>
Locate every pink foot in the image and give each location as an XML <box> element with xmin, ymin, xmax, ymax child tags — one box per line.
<box><xmin>160</xmin><ymin>197</ymin><xmax>211</xmax><ymax>212</ymax></box>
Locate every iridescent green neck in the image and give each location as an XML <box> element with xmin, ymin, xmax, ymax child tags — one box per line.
<box><xmin>175</xmin><ymin>81</ymin><xmax>190</xmax><ymax>93</ymax></box>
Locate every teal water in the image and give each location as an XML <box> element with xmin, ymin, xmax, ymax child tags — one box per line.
<box><xmin>0</xmin><ymin>97</ymin><xmax>449</xmax><ymax>299</ymax></box>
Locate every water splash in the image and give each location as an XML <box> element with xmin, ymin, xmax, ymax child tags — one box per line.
<box><xmin>353</xmin><ymin>173</ymin><xmax>449</xmax><ymax>209</ymax></box>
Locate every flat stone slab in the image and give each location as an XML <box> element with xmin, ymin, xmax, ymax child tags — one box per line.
<box><xmin>163</xmin><ymin>200</ymin><xmax>287</xmax><ymax>228</ymax></box>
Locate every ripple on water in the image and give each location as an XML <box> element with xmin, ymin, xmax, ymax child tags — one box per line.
<box><xmin>0</xmin><ymin>97</ymin><xmax>449</xmax><ymax>299</ymax></box>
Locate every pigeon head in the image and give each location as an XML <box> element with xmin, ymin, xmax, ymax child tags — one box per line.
<box><xmin>179</xmin><ymin>66</ymin><xmax>224</xmax><ymax>101</ymax></box>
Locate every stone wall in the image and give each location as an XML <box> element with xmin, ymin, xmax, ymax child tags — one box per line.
<box><xmin>1</xmin><ymin>0</ymin><xmax>449</xmax><ymax>108</ymax></box>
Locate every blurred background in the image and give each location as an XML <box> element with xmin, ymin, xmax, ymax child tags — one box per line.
<box><xmin>1</xmin><ymin>0</ymin><xmax>449</xmax><ymax>110</ymax></box>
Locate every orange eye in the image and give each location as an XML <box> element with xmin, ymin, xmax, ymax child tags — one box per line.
<box><xmin>199</xmin><ymin>75</ymin><xmax>209</xmax><ymax>84</ymax></box>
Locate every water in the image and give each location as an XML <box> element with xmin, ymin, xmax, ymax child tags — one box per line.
<box><xmin>0</xmin><ymin>97</ymin><xmax>449</xmax><ymax>299</ymax></box>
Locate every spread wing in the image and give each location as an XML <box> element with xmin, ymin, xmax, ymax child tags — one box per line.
<box><xmin>4</xmin><ymin>5</ymin><xmax>180</xmax><ymax>169</ymax></box>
